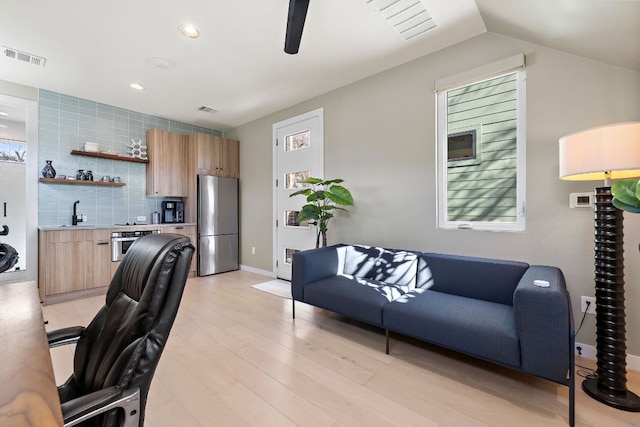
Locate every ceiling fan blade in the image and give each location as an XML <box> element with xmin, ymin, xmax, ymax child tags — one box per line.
<box><xmin>284</xmin><ymin>0</ymin><xmax>310</xmax><ymax>54</ymax></box>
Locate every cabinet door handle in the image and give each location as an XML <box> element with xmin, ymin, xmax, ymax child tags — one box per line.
<box><xmin>174</xmin><ymin>226</ymin><xmax>184</xmax><ymax>230</ymax></box>
<box><xmin>96</xmin><ymin>241</ymin><xmax>110</xmax><ymax>245</ymax></box>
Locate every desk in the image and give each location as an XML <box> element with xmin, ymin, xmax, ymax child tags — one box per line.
<box><xmin>0</xmin><ymin>281</ymin><xmax>63</xmax><ymax>426</ymax></box>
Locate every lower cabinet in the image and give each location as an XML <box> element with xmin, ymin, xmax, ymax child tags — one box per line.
<box><xmin>38</xmin><ymin>229</ymin><xmax>112</xmax><ymax>303</ymax></box>
<box><xmin>162</xmin><ymin>225</ymin><xmax>197</xmax><ymax>277</ymax></box>
<box><xmin>38</xmin><ymin>225</ymin><xmax>198</xmax><ymax>303</ymax></box>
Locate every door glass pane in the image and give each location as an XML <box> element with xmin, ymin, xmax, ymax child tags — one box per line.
<box><xmin>285</xmin><ymin>210</ymin><xmax>309</xmax><ymax>227</ymax></box>
<box><xmin>284</xmin><ymin>130</ymin><xmax>310</xmax><ymax>152</ymax></box>
<box><xmin>284</xmin><ymin>248</ymin><xmax>300</xmax><ymax>265</ymax></box>
<box><xmin>285</xmin><ymin>170</ymin><xmax>310</xmax><ymax>189</ymax></box>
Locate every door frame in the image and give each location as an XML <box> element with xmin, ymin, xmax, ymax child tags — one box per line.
<box><xmin>272</xmin><ymin>107</ymin><xmax>324</xmax><ymax>278</ymax></box>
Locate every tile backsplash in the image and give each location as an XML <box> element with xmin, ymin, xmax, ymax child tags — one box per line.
<box><xmin>37</xmin><ymin>89</ymin><xmax>221</xmax><ymax>226</ymax></box>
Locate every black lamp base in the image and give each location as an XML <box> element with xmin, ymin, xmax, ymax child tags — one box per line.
<box><xmin>583</xmin><ymin>379</ymin><xmax>640</xmax><ymax>412</ymax></box>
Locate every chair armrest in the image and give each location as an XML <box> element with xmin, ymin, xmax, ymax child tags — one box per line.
<box><xmin>47</xmin><ymin>326</ymin><xmax>85</xmax><ymax>348</ymax></box>
<box><xmin>291</xmin><ymin>244</ymin><xmax>343</xmax><ymax>301</ymax></box>
<box><xmin>513</xmin><ymin>265</ymin><xmax>573</xmax><ymax>383</ymax></box>
<box><xmin>62</xmin><ymin>386</ymin><xmax>140</xmax><ymax>427</ymax></box>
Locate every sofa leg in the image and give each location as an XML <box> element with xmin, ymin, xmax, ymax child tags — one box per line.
<box><xmin>569</xmin><ymin>376</ymin><xmax>575</xmax><ymax>426</ymax></box>
<box><xmin>569</xmin><ymin>337</ymin><xmax>575</xmax><ymax>426</ymax></box>
<box><xmin>292</xmin><ymin>299</ymin><xmax>295</xmax><ymax>319</ymax></box>
<box><xmin>385</xmin><ymin>329</ymin><xmax>390</xmax><ymax>355</ymax></box>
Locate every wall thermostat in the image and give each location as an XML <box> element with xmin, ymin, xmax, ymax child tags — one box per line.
<box><xmin>569</xmin><ymin>192</ymin><xmax>593</xmax><ymax>209</ymax></box>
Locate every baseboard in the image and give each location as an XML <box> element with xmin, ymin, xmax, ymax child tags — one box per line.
<box><xmin>240</xmin><ymin>264</ymin><xmax>275</xmax><ymax>277</ymax></box>
<box><xmin>576</xmin><ymin>341</ymin><xmax>640</xmax><ymax>372</ymax></box>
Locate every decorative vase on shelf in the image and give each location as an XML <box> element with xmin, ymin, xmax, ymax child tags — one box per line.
<box><xmin>41</xmin><ymin>160</ymin><xmax>56</xmax><ymax>178</ymax></box>
<box><xmin>127</xmin><ymin>138</ymin><xmax>148</xmax><ymax>160</ymax></box>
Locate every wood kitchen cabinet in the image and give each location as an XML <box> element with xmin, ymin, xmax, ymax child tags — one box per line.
<box><xmin>190</xmin><ymin>132</ymin><xmax>239</xmax><ymax>178</ymax></box>
<box><xmin>162</xmin><ymin>225</ymin><xmax>197</xmax><ymax>277</ymax></box>
<box><xmin>38</xmin><ymin>229</ymin><xmax>112</xmax><ymax>303</ymax></box>
<box><xmin>146</xmin><ymin>129</ymin><xmax>188</xmax><ymax>196</ymax></box>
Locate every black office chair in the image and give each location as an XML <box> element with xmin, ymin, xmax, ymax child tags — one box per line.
<box><xmin>47</xmin><ymin>233</ymin><xmax>194</xmax><ymax>427</ymax></box>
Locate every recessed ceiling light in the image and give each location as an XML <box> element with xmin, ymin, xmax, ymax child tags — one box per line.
<box><xmin>130</xmin><ymin>83</ymin><xmax>144</xmax><ymax>91</ymax></box>
<box><xmin>0</xmin><ymin>112</ymin><xmax>7</xmax><ymax>116</ymax></box>
<box><xmin>147</xmin><ymin>56</ymin><xmax>172</xmax><ymax>69</ymax></box>
<box><xmin>179</xmin><ymin>24</ymin><xmax>200</xmax><ymax>38</ymax></box>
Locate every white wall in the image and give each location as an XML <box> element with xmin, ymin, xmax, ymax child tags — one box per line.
<box><xmin>0</xmin><ymin>84</ymin><xmax>39</xmax><ymax>283</ymax></box>
<box><xmin>229</xmin><ymin>32</ymin><xmax>640</xmax><ymax>355</ymax></box>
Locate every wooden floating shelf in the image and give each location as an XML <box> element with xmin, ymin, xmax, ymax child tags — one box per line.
<box><xmin>39</xmin><ymin>178</ymin><xmax>126</xmax><ymax>187</ymax></box>
<box><xmin>70</xmin><ymin>150</ymin><xmax>149</xmax><ymax>164</ymax></box>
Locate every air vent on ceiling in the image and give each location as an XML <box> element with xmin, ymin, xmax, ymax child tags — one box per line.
<box><xmin>197</xmin><ymin>106</ymin><xmax>218</xmax><ymax>114</ymax></box>
<box><xmin>366</xmin><ymin>0</ymin><xmax>437</xmax><ymax>41</ymax></box>
<box><xmin>2</xmin><ymin>46</ymin><xmax>47</xmax><ymax>67</ymax></box>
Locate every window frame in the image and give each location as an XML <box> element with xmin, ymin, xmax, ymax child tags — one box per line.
<box><xmin>436</xmin><ymin>66</ymin><xmax>527</xmax><ymax>232</ymax></box>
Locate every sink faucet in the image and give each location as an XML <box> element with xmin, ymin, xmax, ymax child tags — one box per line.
<box><xmin>72</xmin><ymin>200</ymin><xmax>83</xmax><ymax>226</ymax></box>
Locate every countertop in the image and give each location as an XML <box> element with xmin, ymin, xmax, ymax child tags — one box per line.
<box><xmin>38</xmin><ymin>223</ymin><xmax>196</xmax><ymax>231</ymax></box>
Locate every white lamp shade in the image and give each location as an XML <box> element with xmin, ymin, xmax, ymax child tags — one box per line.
<box><xmin>559</xmin><ymin>121</ymin><xmax>640</xmax><ymax>181</ymax></box>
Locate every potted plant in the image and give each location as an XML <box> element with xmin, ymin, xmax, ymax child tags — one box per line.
<box><xmin>290</xmin><ymin>177</ymin><xmax>353</xmax><ymax>248</ymax></box>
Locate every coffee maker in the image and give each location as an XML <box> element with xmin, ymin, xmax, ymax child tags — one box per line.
<box><xmin>161</xmin><ymin>200</ymin><xmax>184</xmax><ymax>223</ymax></box>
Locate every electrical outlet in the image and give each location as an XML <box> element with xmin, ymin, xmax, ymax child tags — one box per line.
<box><xmin>581</xmin><ymin>296</ymin><xmax>597</xmax><ymax>315</ymax></box>
<box><xmin>251</xmin><ymin>246</ymin><xmax>256</xmax><ymax>255</ymax></box>
<box><xmin>137</xmin><ymin>216</ymin><xmax>146</xmax><ymax>222</ymax></box>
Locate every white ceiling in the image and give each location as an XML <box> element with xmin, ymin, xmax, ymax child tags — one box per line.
<box><xmin>0</xmin><ymin>0</ymin><xmax>638</xmax><ymax>132</ymax></box>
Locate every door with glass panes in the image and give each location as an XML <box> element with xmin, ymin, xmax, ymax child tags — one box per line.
<box><xmin>274</xmin><ymin>108</ymin><xmax>323</xmax><ymax>280</ymax></box>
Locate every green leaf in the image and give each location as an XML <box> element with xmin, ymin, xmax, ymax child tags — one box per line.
<box><xmin>298</xmin><ymin>204</ymin><xmax>320</xmax><ymax>222</ymax></box>
<box><xmin>307</xmin><ymin>191</ymin><xmax>326</xmax><ymax>202</ymax></box>
<box><xmin>289</xmin><ymin>188</ymin><xmax>312</xmax><ymax>198</ymax></box>
<box><xmin>611</xmin><ymin>179</ymin><xmax>640</xmax><ymax>209</ymax></box>
<box><xmin>326</xmin><ymin>185</ymin><xmax>354</xmax><ymax>206</ymax></box>
<box><xmin>613</xmin><ymin>198</ymin><xmax>640</xmax><ymax>213</ymax></box>
<box><xmin>298</xmin><ymin>177</ymin><xmax>323</xmax><ymax>185</ymax></box>
<box><xmin>321</xmin><ymin>178</ymin><xmax>344</xmax><ymax>185</ymax></box>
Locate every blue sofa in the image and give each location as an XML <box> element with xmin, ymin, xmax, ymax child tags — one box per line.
<box><xmin>291</xmin><ymin>244</ymin><xmax>575</xmax><ymax>426</ymax></box>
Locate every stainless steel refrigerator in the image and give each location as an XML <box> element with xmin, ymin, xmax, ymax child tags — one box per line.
<box><xmin>197</xmin><ymin>175</ymin><xmax>239</xmax><ymax>276</ymax></box>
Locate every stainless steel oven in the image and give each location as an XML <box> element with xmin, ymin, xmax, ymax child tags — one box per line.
<box><xmin>111</xmin><ymin>230</ymin><xmax>160</xmax><ymax>262</ymax></box>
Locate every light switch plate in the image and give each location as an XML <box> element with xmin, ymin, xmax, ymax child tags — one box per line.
<box><xmin>137</xmin><ymin>215</ymin><xmax>146</xmax><ymax>222</ymax></box>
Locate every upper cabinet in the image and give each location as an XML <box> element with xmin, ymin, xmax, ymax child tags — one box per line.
<box><xmin>190</xmin><ymin>132</ymin><xmax>239</xmax><ymax>178</ymax></box>
<box><xmin>146</xmin><ymin>129</ymin><xmax>188</xmax><ymax>196</ymax></box>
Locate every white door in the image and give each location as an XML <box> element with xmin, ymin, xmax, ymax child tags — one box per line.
<box><xmin>273</xmin><ymin>108</ymin><xmax>324</xmax><ymax>280</ymax></box>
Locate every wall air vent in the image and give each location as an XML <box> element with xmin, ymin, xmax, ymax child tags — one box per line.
<box><xmin>2</xmin><ymin>46</ymin><xmax>47</xmax><ymax>67</ymax></box>
<box><xmin>197</xmin><ymin>106</ymin><xmax>218</xmax><ymax>114</ymax></box>
<box><xmin>366</xmin><ymin>0</ymin><xmax>437</xmax><ymax>41</ymax></box>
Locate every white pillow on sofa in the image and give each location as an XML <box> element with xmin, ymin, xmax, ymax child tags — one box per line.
<box><xmin>337</xmin><ymin>245</ymin><xmax>418</xmax><ymax>289</ymax></box>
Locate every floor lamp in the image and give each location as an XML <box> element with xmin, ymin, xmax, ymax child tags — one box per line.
<box><xmin>559</xmin><ymin>121</ymin><xmax>640</xmax><ymax>411</ymax></box>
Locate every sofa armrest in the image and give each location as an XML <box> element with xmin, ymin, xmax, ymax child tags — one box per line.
<box><xmin>513</xmin><ymin>265</ymin><xmax>573</xmax><ymax>383</ymax></box>
<box><xmin>291</xmin><ymin>244</ymin><xmax>343</xmax><ymax>301</ymax></box>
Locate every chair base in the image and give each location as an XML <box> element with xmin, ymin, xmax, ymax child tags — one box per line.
<box><xmin>583</xmin><ymin>378</ymin><xmax>640</xmax><ymax>412</ymax></box>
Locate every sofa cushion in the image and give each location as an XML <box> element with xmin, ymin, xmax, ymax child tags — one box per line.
<box><xmin>383</xmin><ymin>289</ymin><xmax>521</xmax><ymax>367</ymax></box>
<box><xmin>417</xmin><ymin>254</ymin><xmax>529</xmax><ymax>306</ymax></box>
<box><xmin>338</xmin><ymin>245</ymin><xmax>418</xmax><ymax>289</ymax></box>
<box><xmin>304</xmin><ymin>275</ymin><xmax>408</xmax><ymax>326</ymax></box>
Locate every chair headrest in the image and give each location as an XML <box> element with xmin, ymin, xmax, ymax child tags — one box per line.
<box><xmin>107</xmin><ymin>233</ymin><xmax>192</xmax><ymax>305</ymax></box>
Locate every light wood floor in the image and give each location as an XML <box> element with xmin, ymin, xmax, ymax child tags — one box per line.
<box><xmin>42</xmin><ymin>270</ymin><xmax>640</xmax><ymax>426</ymax></box>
